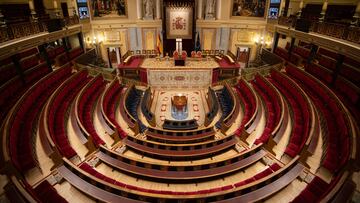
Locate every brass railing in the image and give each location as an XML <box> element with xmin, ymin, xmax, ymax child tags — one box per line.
<box><xmin>0</xmin><ymin>16</ymin><xmax>79</xmax><ymax>44</ymax></box>
<box><xmin>277</xmin><ymin>16</ymin><xmax>360</xmax><ymax>44</ymax></box>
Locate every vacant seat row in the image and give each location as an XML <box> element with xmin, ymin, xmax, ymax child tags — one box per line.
<box><xmin>285</xmin><ymin>65</ymin><xmax>351</xmax><ymax>173</ymax></box>
<box><xmin>270</xmin><ymin>70</ymin><xmax>311</xmax><ymax>158</ymax></box>
<box><xmin>163</xmin><ymin>119</ymin><xmax>198</xmax><ymax>130</ymax></box>
<box><xmin>233</xmin><ymin>79</ymin><xmax>258</xmax><ymax>137</ymax></box>
<box><xmin>124</xmin><ymin>134</ymin><xmax>237</xmax><ymax>160</ymax></box>
<box><xmin>101</xmin><ymin>79</ymin><xmax>127</xmax><ymax>139</ymax></box>
<box><xmin>252</xmin><ymin>74</ymin><xmax>282</xmax><ymax>145</ymax></box>
<box><xmin>97</xmin><ymin>146</ymin><xmax>266</xmax><ymax>182</ymax></box>
<box><xmin>5</xmin><ymin>64</ymin><xmax>72</xmax><ymax>172</ymax></box>
<box><xmin>141</xmin><ymin>88</ymin><xmax>155</xmax><ymax>126</ymax></box>
<box><xmin>58</xmin><ymin>157</ymin><xmax>303</xmax><ymax>202</ymax></box>
<box><xmin>121</xmin><ymin>85</ymin><xmax>146</xmax><ymax>133</ymax></box>
<box><xmin>77</xmin><ymin>75</ymin><xmax>107</xmax><ymax>147</ymax></box>
<box><xmin>204</xmin><ymin>87</ymin><xmax>219</xmax><ymax>126</ymax></box>
<box><xmin>47</xmin><ymin>70</ymin><xmax>91</xmax><ymax>158</ymax></box>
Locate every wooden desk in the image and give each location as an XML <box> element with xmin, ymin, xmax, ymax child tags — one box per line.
<box><xmin>96</xmin><ymin>149</ymin><xmax>266</xmax><ymax>181</ymax></box>
<box><xmin>217</xmin><ymin>163</ymin><xmax>304</xmax><ymax>203</ymax></box>
<box><xmin>124</xmin><ymin>136</ymin><xmax>237</xmax><ymax>160</ymax></box>
<box><xmin>57</xmin><ymin>165</ymin><xmax>142</xmax><ymax>203</ymax></box>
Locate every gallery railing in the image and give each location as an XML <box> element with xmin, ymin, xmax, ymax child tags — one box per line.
<box><xmin>277</xmin><ymin>16</ymin><xmax>360</xmax><ymax>44</ymax></box>
<box><xmin>0</xmin><ymin>16</ymin><xmax>79</xmax><ymax>44</ymax></box>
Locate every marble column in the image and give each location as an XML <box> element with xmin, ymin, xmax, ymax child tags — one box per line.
<box><xmin>116</xmin><ymin>47</ymin><xmax>121</xmax><ymax>65</ymax></box>
<box><xmin>216</xmin><ymin>0</ymin><xmax>221</xmax><ymax>20</ymax></box>
<box><xmin>156</xmin><ymin>0</ymin><xmax>161</xmax><ymax>19</ymax></box>
<box><xmin>351</xmin><ymin>1</ymin><xmax>360</xmax><ymax>26</ymax></box>
<box><xmin>279</xmin><ymin>0</ymin><xmax>285</xmax><ymax>16</ymax></box>
<box><xmin>29</xmin><ymin>0</ymin><xmax>37</xmax><ymax>21</ymax></box>
<box><xmin>136</xmin><ymin>0</ymin><xmax>142</xmax><ymax>20</ymax></box>
<box><xmin>197</xmin><ymin>0</ymin><xmax>203</xmax><ymax>19</ymax></box>
<box><xmin>319</xmin><ymin>0</ymin><xmax>328</xmax><ymax>22</ymax></box>
<box><xmin>283</xmin><ymin>0</ymin><xmax>290</xmax><ymax>17</ymax></box>
<box><xmin>297</xmin><ymin>0</ymin><xmax>304</xmax><ymax>19</ymax></box>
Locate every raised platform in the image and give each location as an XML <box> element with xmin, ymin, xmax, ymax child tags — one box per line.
<box><xmin>140</xmin><ymin>58</ymin><xmax>220</xmax><ymax>69</ymax></box>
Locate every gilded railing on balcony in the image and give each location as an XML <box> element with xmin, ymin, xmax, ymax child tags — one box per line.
<box><xmin>64</xmin><ymin>16</ymin><xmax>80</xmax><ymax>27</ymax></box>
<box><xmin>0</xmin><ymin>16</ymin><xmax>79</xmax><ymax>44</ymax></box>
<box><xmin>278</xmin><ymin>16</ymin><xmax>297</xmax><ymax>28</ymax></box>
<box><xmin>277</xmin><ymin>16</ymin><xmax>360</xmax><ymax>44</ymax></box>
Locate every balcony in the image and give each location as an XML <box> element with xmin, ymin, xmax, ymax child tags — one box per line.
<box><xmin>0</xmin><ymin>16</ymin><xmax>79</xmax><ymax>44</ymax></box>
<box><xmin>278</xmin><ymin>16</ymin><xmax>360</xmax><ymax>45</ymax></box>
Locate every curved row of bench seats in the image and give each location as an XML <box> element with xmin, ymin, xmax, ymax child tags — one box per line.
<box><xmin>140</xmin><ymin>88</ymin><xmax>155</xmax><ymax>126</ymax></box>
<box><xmin>317</xmin><ymin>48</ymin><xmax>360</xmax><ymax>87</ymax></box>
<box><xmin>59</xmin><ymin>156</ymin><xmax>303</xmax><ymax>202</ymax></box>
<box><xmin>24</xmin><ymin>62</ymin><xmax>50</xmax><ymax>84</ymax></box>
<box><xmin>0</xmin><ymin>47</ymin><xmax>39</xmax><ymax>85</ymax></box>
<box><xmin>124</xmin><ymin>86</ymin><xmax>146</xmax><ymax>133</ymax></box>
<box><xmin>270</xmin><ymin>70</ymin><xmax>311</xmax><ymax>158</ymax></box>
<box><xmin>124</xmin><ymin>134</ymin><xmax>237</xmax><ymax>161</ymax></box>
<box><xmin>274</xmin><ymin>47</ymin><xmax>302</xmax><ymax>66</ymax></box>
<box><xmin>77</xmin><ymin>76</ymin><xmax>107</xmax><ymax>147</ymax></box>
<box><xmin>78</xmin><ymin>161</ymin><xmax>232</xmax><ymax>197</ymax></box>
<box><xmin>215</xmin><ymin>86</ymin><xmax>234</xmax><ymax>129</ymax></box>
<box><xmin>47</xmin><ymin>70</ymin><xmax>91</xmax><ymax>158</ymax></box>
<box><xmin>102</xmin><ymin>80</ymin><xmax>127</xmax><ymax>138</ymax></box>
<box><xmin>97</xmin><ymin>146</ymin><xmax>266</xmax><ymax>182</ymax></box>
<box><xmin>233</xmin><ymin>79</ymin><xmax>257</xmax><ymax>136</ymax></box>
<box><xmin>33</xmin><ymin>180</ymin><xmax>68</xmax><ymax>203</ymax></box>
<box><xmin>5</xmin><ymin>179</ymin><xmax>67</xmax><ymax>203</ymax></box>
<box><xmin>234</xmin><ymin>162</ymin><xmax>281</xmax><ymax>187</ymax></box>
<box><xmin>285</xmin><ymin>42</ymin><xmax>311</xmax><ymax>60</ymax></box>
<box><xmin>8</xmin><ymin>64</ymin><xmax>72</xmax><ymax>172</ymax></box>
<box><xmin>304</xmin><ymin>62</ymin><xmax>333</xmax><ymax>84</ymax></box>
<box><xmin>0</xmin><ymin>63</ymin><xmax>17</xmax><ymax>86</ymax></box>
<box><xmin>303</xmin><ymin>59</ymin><xmax>360</xmax><ymax>127</ymax></box>
<box><xmin>291</xmin><ymin>176</ymin><xmax>333</xmax><ymax>203</ymax></box>
<box><xmin>145</xmin><ymin>126</ymin><xmax>215</xmax><ymax>144</ymax></box>
<box><xmin>285</xmin><ymin>65</ymin><xmax>350</xmax><ymax>173</ymax></box>
<box><xmin>252</xmin><ymin>74</ymin><xmax>282</xmax><ymax>145</ymax></box>
<box><xmin>205</xmin><ymin>87</ymin><xmax>219</xmax><ymax>126</ymax></box>
<box><xmin>68</xmin><ymin>47</ymin><xmax>84</xmax><ymax>60</ymax></box>
<box><xmin>47</xmin><ymin>46</ymin><xmax>66</xmax><ymax>61</ymax></box>
<box><xmin>20</xmin><ymin>54</ymin><xmax>39</xmax><ymax>71</ymax></box>
<box><xmin>162</xmin><ymin>119</ymin><xmax>198</xmax><ymax>130</ymax></box>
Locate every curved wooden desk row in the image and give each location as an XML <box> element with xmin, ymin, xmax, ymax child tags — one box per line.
<box><xmin>98</xmin><ymin>144</ymin><xmax>263</xmax><ymax>174</ymax></box>
<box><xmin>58</xmin><ymin>157</ymin><xmax>303</xmax><ymax>202</ymax></box>
<box><xmin>270</xmin><ymin>70</ymin><xmax>313</xmax><ymax>158</ymax></box>
<box><xmin>254</xmin><ymin>74</ymin><xmax>284</xmax><ymax>142</ymax></box>
<box><xmin>251</xmin><ymin>76</ymin><xmax>282</xmax><ymax>146</ymax></box>
<box><xmin>162</xmin><ymin>119</ymin><xmax>199</xmax><ymax>131</ymax></box>
<box><xmin>120</xmin><ymin>84</ymin><xmax>143</xmax><ymax>134</ymax></box>
<box><xmin>233</xmin><ymin>79</ymin><xmax>259</xmax><ymax>137</ymax></box>
<box><xmin>75</xmin><ymin>75</ymin><xmax>107</xmax><ymax>148</ymax></box>
<box><xmin>124</xmin><ymin>135</ymin><xmax>237</xmax><ymax>160</ymax></box>
<box><xmin>101</xmin><ymin>79</ymin><xmax>127</xmax><ymax>140</ymax></box>
<box><xmin>140</xmin><ymin>88</ymin><xmax>156</xmax><ymax>127</ymax></box>
<box><xmin>127</xmin><ymin>133</ymin><xmax>235</xmax><ymax>151</ymax></box>
<box><xmin>147</xmin><ymin>125</ymin><xmax>214</xmax><ymax>137</ymax></box>
<box><xmin>285</xmin><ymin>66</ymin><xmax>354</xmax><ymax>173</ymax></box>
<box><xmin>97</xmin><ymin>148</ymin><xmax>266</xmax><ymax>182</ymax></box>
<box><xmin>40</xmin><ymin>70</ymin><xmax>90</xmax><ymax>163</ymax></box>
<box><xmin>145</xmin><ymin>128</ymin><xmax>215</xmax><ymax>144</ymax></box>
<box><xmin>3</xmin><ymin>64</ymin><xmax>73</xmax><ymax>172</ymax></box>
<box><xmin>204</xmin><ymin>87</ymin><xmax>219</xmax><ymax>126</ymax></box>
<box><xmin>216</xmin><ymin>83</ymin><xmax>240</xmax><ymax>133</ymax></box>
